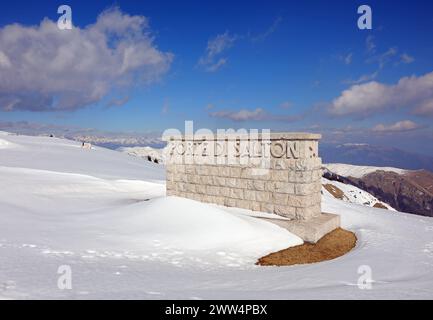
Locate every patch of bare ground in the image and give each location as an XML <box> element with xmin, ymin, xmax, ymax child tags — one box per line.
<box><xmin>323</xmin><ymin>184</ymin><xmax>345</xmax><ymax>200</ymax></box>
<box><xmin>257</xmin><ymin>228</ymin><xmax>356</xmax><ymax>266</ymax></box>
<box><xmin>373</xmin><ymin>202</ymin><xmax>388</xmax><ymax>209</ymax></box>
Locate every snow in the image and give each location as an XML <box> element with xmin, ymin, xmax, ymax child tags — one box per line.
<box><xmin>118</xmin><ymin>146</ymin><xmax>165</xmax><ymax>164</ymax></box>
<box><xmin>1</xmin><ymin>133</ymin><xmax>433</xmax><ymax>299</ymax></box>
<box><xmin>0</xmin><ymin>134</ymin><xmax>165</xmax><ymax>181</ymax></box>
<box><xmin>0</xmin><ymin>138</ymin><xmax>13</xmax><ymax>149</ymax></box>
<box><xmin>325</xmin><ymin>163</ymin><xmax>407</xmax><ymax>178</ymax></box>
<box><xmin>322</xmin><ymin>177</ymin><xmax>395</xmax><ymax>210</ymax></box>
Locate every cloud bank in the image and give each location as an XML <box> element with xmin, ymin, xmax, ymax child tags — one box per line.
<box><xmin>329</xmin><ymin>71</ymin><xmax>433</xmax><ymax>117</ymax></box>
<box><xmin>0</xmin><ymin>7</ymin><xmax>173</xmax><ymax>112</ymax></box>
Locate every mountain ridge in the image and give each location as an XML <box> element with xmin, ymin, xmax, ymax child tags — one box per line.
<box><xmin>323</xmin><ymin>164</ymin><xmax>433</xmax><ymax>217</ymax></box>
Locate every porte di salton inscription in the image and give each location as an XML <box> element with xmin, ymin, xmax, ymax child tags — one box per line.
<box><xmin>163</xmin><ymin>132</ymin><xmax>323</xmax><ymax>221</ymax></box>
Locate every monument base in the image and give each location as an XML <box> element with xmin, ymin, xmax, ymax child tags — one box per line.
<box><xmin>259</xmin><ymin>213</ymin><xmax>340</xmax><ymax>243</ymax></box>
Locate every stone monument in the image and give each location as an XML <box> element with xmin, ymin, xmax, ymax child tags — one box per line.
<box><xmin>163</xmin><ymin>132</ymin><xmax>340</xmax><ymax>243</ymax></box>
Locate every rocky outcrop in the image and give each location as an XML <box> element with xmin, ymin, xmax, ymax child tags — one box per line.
<box><xmin>323</xmin><ymin>168</ymin><xmax>433</xmax><ymax>217</ymax></box>
<box><xmin>118</xmin><ymin>146</ymin><xmax>165</xmax><ymax>164</ymax></box>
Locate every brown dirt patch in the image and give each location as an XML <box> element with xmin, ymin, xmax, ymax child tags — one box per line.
<box><xmin>257</xmin><ymin>228</ymin><xmax>356</xmax><ymax>266</ymax></box>
<box><xmin>323</xmin><ymin>184</ymin><xmax>345</xmax><ymax>200</ymax></box>
<box><xmin>373</xmin><ymin>202</ymin><xmax>388</xmax><ymax>209</ymax></box>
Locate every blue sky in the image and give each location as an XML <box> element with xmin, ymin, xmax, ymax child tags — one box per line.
<box><xmin>1</xmin><ymin>0</ymin><xmax>433</xmax><ymax>154</ymax></box>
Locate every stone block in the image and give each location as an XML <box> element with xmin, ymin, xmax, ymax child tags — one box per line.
<box><xmin>225</xmin><ymin>198</ymin><xmax>237</xmax><ymax>207</ymax></box>
<box><xmin>213</xmin><ymin>176</ymin><xmax>226</xmax><ymax>186</ymax></box>
<box><xmin>220</xmin><ymin>187</ymin><xmax>230</xmax><ymax>197</ymax></box>
<box><xmin>219</xmin><ymin>166</ymin><xmax>230</xmax><ymax>177</ymax></box>
<box><xmin>287</xmin><ymin>170</ymin><xmax>322</xmax><ymax>183</ymax></box>
<box><xmin>287</xmin><ymin>195</ymin><xmax>316</xmax><ymax>207</ymax></box>
<box><xmin>259</xmin><ymin>213</ymin><xmax>340</xmax><ymax>243</ymax></box>
<box><xmin>229</xmin><ymin>167</ymin><xmax>242</xmax><ymax>178</ymax></box>
<box><xmin>244</xmin><ymin>190</ymin><xmax>256</xmax><ymax>201</ymax></box>
<box><xmin>272</xmin><ymin>193</ymin><xmax>288</xmax><ymax>205</ymax></box>
<box><xmin>256</xmin><ymin>191</ymin><xmax>271</xmax><ymax>202</ymax></box>
<box><xmin>229</xmin><ymin>188</ymin><xmax>244</xmax><ymax>199</ymax></box>
<box><xmin>206</xmin><ymin>185</ymin><xmax>219</xmax><ymax>196</ymax></box>
<box><xmin>295</xmin><ymin>182</ymin><xmax>321</xmax><ymax>195</ymax></box>
<box><xmin>185</xmin><ymin>165</ymin><xmax>195</xmax><ymax>174</ymax></box>
<box><xmin>273</xmin><ymin>205</ymin><xmax>296</xmax><ymax>219</ymax></box>
<box><xmin>196</xmin><ymin>185</ymin><xmax>206</xmax><ymax>194</ymax></box>
<box><xmin>273</xmin><ymin>182</ymin><xmax>295</xmax><ymax>194</ymax></box>
<box><xmin>226</xmin><ymin>178</ymin><xmax>237</xmax><ymax>188</ymax></box>
<box><xmin>185</xmin><ymin>183</ymin><xmax>196</xmax><ymax>193</ymax></box>
<box><xmin>236</xmin><ymin>178</ymin><xmax>247</xmax><ymax>189</ymax></box>
<box><xmin>250</xmin><ymin>201</ymin><xmax>261</xmax><ymax>211</ymax></box>
<box><xmin>261</xmin><ymin>202</ymin><xmax>274</xmax><ymax>213</ymax></box>
<box><xmin>246</xmin><ymin>179</ymin><xmax>265</xmax><ymax>191</ymax></box>
<box><xmin>295</xmin><ymin>204</ymin><xmax>322</xmax><ymax>220</ymax></box>
<box><xmin>271</xmin><ymin>170</ymin><xmax>289</xmax><ymax>182</ymax></box>
<box><xmin>236</xmin><ymin>199</ymin><xmax>251</xmax><ymax>210</ymax></box>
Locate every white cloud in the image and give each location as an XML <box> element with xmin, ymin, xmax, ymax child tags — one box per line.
<box><xmin>0</xmin><ymin>7</ymin><xmax>173</xmax><ymax>112</ymax></box>
<box><xmin>209</xmin><ymin>107</ymin><xmax>299</xmax><ymax>122</ymax></box>
<box><xmin>414</xmin><ymin>99</ymin><xmax>433</xmax><ymax>115</ymax></box>
<box><xmin>344</xmin><ymin>53</ymin><xmax>353</xmax><ymax>65</ymax></box>
<box><xmin>343</xmin><ymin>71</ymin><xmax>378</xmax><ymax>85</ymax></box>
<box><xmin>400</xmin><ymin>53</ymin><xmax>415</xmax><ymax>64</ymax></box>
<box><xmin>366</xmin><ymin>47</ymin><xmax>398</xmax><ymax>69</ymax></box>
<box><xmin>336</xmin><ymin>52</ymin><xmax>353</xmax><ymax>65</ymax></box>
<box><xmin>366</xmin><ymin>35</ymin><xmax>376</xmax><ymax>54</ymax></box>
<box><xmin>372</xmin><ymin>120</ymin><xmax>423</xmax><ymax>133</ymax></box>
<box><xmin>0</xmin><ymin>51</ymin><xmax>12</xmax><ymax>68</ymax></box>
<box><xmin>250</xmin><ymin>16</ymin><xmax>282</xmax><ymax>43</ymax></box>
<box><xmin>205</xmin><ymin>58</ymin><xmax>227</xmax><ymax>72</ymax></box>
<box><xmin>329</xmin><ymin>71</ymin><xmax>433</xmax><ymax>117</ymax></box>
<box><xmin>210</xmin><ymin>108</ymin><xmax>266</xmax><ymax>121</ymax></box>
<box><xmin>198</xmin><ymin>32</ymin><xmax>237</xmax><ymax>72</ymax></box>
<box><xmin>345</xmin><ymin>53</ymin><xmax>353</xmax><ymax>65</ymax></box>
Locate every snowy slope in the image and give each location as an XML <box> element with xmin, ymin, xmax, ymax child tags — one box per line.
<box><xmin>0</xmin><ymin>134</ymin><xmax>165</xmax><ymax>181</ymax></box>
<box><xmin>325</xmin><ymin>163</ymin><xmax>407</xmax><ymax>178</ymax></box>
<box><xmin>322</xmin><ymin>178</ymin><xmax>395</xmax><ymax>210</ymax></box>
<box><xmin>1</xmin><ymin>133</ymin><xmax>433</xmax><ymax>299</ymax></box>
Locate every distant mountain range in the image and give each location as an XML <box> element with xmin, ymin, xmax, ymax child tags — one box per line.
<box><xmin>3</xmin><ymin>121</ymin><xmax>432</xmax><ymax>172</ymax></box>
<box><xmin>321</xmin><ymin>143</ymin><xmax>433</xmax><ymax>172</ymax></box>
<box><xmin>0</xmin><ymin>121</ymin><xmax>165</xmax><ymax>149</ymax></box>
